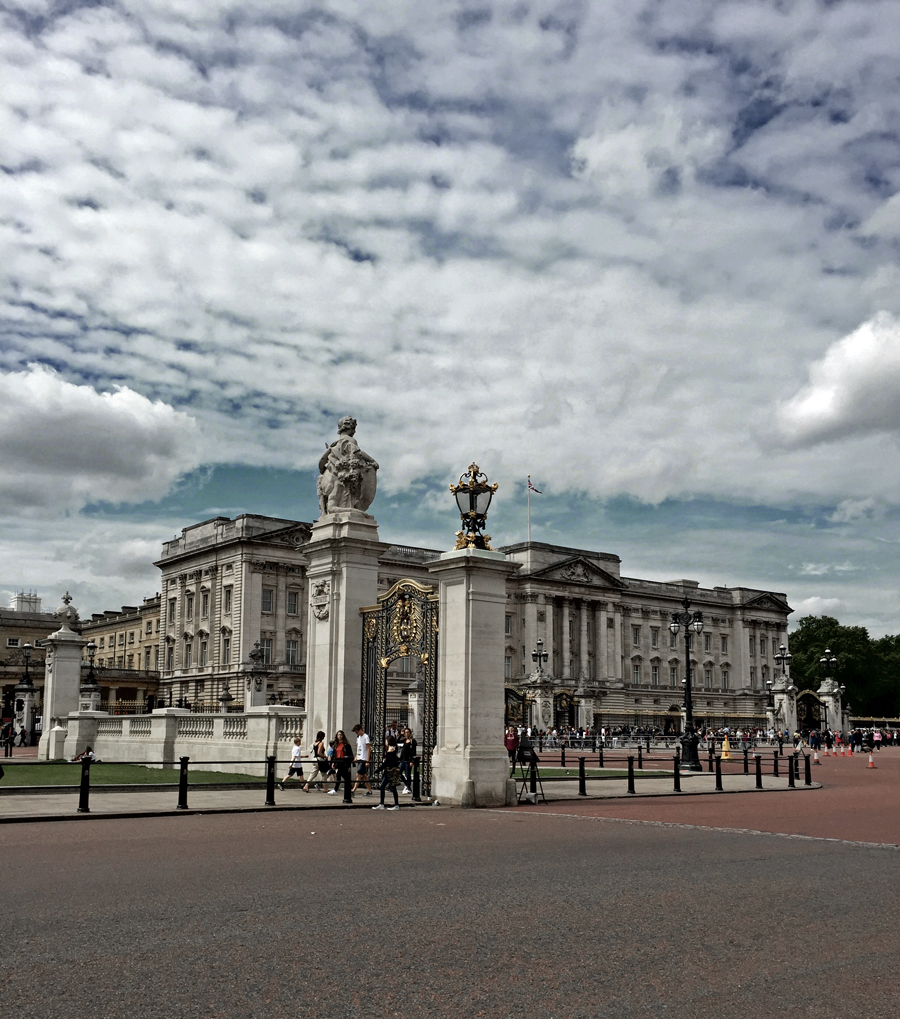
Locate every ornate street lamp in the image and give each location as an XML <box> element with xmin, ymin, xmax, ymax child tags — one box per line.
<box><xmin>669</xmin><ymin>596</ymin><xmax>705</xmax><ymax>772</ymax></box>
<box><xmin>531</xmin><ymin>639</ymin><xmax>549</xmax><ymax>676</ymax></box>
<box><xmin>79</xmin><ymin>640</ymin><xmax>102</xmax><ymax>712</ymax></box>
<box><xmin>819</xmin><ymin>647</ymin><xmax>838</xmax><ymax>679</ymax></box>
<box><xmin>766</xmin><ymin>677</ymin><xmax>774</xmax><ymax>709</ymax></box>
<box><xmin>14</xmin><ymin>643</ymin><xmax>36</xmax><ymax>746</ymax></box>
<box><xmin>449</xmin><ymin>463</ymin><xmax>498</xmax><ymax>550</ymax></box>
<box><xmin>774</xmin><ymin>644</ymin><xmax>792</xmax><ymax>676</ymax></box>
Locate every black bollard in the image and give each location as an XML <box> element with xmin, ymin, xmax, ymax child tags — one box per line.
<box><xmin>265</xmin><ymin>755</ymin><xmax>276</xmax><ymax>806</ymax></box>
<box><xmin>77</xmin><ymin>759</ymin><xmax>91</xmax><ymax>813</ymax></box>
<box><xmin>804</xmin><ymin>753</ymin><xmax>812</xmax><ymax>787</ymax></box>
<box><xmin>529</xmin><ymin>758</ymin><xmax>538</xmax><ymax>796</ymax></box>
<box><xmin>538</xmin><ymin>736</ymin><xmax>543</xmax><ymax>753</ymax></box>
<box><xmin>787</xmin><ymin>755</ymin><xmax>795</xmax><ymax>787</ymax></box>
<box><xmin>411</xmin><ymin>757</ymin><xmax>422</xmax><ymax>802</ymax></box>
<box><xmin>715</xmin><ymin>755</ymin><xmax>723</xmax><ymax>791</ymax></box>
<box><xmin>646</xmin><ymin>736</ymin><xmax>651</xmax><ymax>753</ymax></box>
<box><xmin>773</xmin><ymin>751</ymin><xmax>779</xmax><ymax>778</ymax></box>
<box><xmin>177</xmin><ymin>756</ymin><xmax>190</xmax><ymax>810</ymax></box>
<box><xmin>627</xmin><ymin>756</ymin><xmax>636</xmax><ymax>794</ymax></box>
<box><xmin>755</xmin><ymin>753</ymin><xmax>763</xmax><ymax>790</ymax></box>
<box><xmin>592</xmin><ymin>736</ymin><xmax>597</xmax><ymax>752</ymax></box>
<box><xmin>578</xmin><ymin>756</ymin><xmax>587</xmax><ymax>796</ymax></box>
<box><xmin>743</xmin><ymin>748</ymin><xmax>749</xmax><ymax>775</ymax></box>
<box><xmin>708</xmin><ymin>748</ymin><xmax>715</xmax><ymax>773</ymax></box>
<box><xmin>342</xmin><ymin>763</ymin><xmax>353</xmax><ymax>804</ymax></box>
<box><xmin>598</xmin><ymin>747</ymin><xmax>604</xmax><ymax>768</ymax></box>
<box><xmin>637</xmin><ymin>746</ymin><xmax>643</xmax><ymax>770</ymax></box>
<box><xmin>673</xmin><ymin>753</ymin><xmax>681</xmax><ymax>792</ymax></box>
<box><xmin>561</xmin><ymin>746</ymin><xmax>566</xmax><ymax>769</ymax></box>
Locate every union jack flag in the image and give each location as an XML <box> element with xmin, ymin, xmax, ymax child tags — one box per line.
<box><xmin>527</xmin><ymin>476</ymin><xmax>542</xmax><ymax>494</ymax></box>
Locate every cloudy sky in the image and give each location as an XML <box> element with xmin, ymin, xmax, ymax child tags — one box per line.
<box><xmin>2</xmin><ymin>0</ymin><xmax>900</xmax><ymax>634</ymax></box>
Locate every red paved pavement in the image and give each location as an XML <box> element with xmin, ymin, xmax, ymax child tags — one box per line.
<box><xmin>514</xmin><ymin>745</ymin><xmax>900</xmax><ymax>844</ymax></box>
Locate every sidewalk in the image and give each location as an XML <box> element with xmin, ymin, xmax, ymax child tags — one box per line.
<box><xmin>0</xmin><ymin>768</ymin><xmax>816</xmax><ymax>822</ymax></box>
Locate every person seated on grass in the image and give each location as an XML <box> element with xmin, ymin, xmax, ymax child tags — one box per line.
<box><xmin>72</xmin><ymin>746</ymin><xmax>101</xmax><ymax>763</ymax></box>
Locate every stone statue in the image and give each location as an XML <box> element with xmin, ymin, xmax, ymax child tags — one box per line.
<box><xmin>316</xmin><ymin>416</ymin><xmax>379</xmax><ymax>516</ymax></box>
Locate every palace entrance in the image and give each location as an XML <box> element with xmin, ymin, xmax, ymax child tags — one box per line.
<box><xmin>360</xmin><ymin>580</ymin><xmax>439</xmax><ymax>794</ymax></box>
<box><xmin>554</xmin><ymin>691</ymin><xmax>579</xmax><ymax>729</ymax></box>
<box><xmin>796</xmin><ymin>690</ymin><xmax>824</xmax><ymax>731</ymax></box>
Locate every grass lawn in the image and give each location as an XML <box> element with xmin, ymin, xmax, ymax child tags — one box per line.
<box><xmin>0</xmin><ymin>763</ymin><xmax>266</xmax><ymax>787</ymax></box>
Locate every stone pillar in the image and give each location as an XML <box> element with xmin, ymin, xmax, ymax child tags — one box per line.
<box><xmin>37</xmin><ymin>596</ymin><xmax>88</xmax><ymax>761</ymax></box>
<box><xmin>579</xmin><ymin>601</ymin><xmax>590</xmax><ymax>681</ymax></box>
<box><xmin>561</xmin><ymin>598</ymin><xmax>572</xmax><ymax>679</ymax></box>
<box><xmin>613</xmin><ymin>603</ymin><xmax>624</xmax><ymax>684</ymax></box>
<box><xmin>542</xmin><ymin>595</ymin><xmax>555</xmax><ymax>669</ymax></box>
<box><xmin>522</xmin><ymin>594</ymin><xmax>539</xmax><ymax>680</ymax></box>
<box><xmin>427</xmin><ymin>547</ymin><xmax>519</xmax><ymax>807</ymax></box>
<box><xmin>304</xmin><ymin>508</ymin><xmax>388</xmax><ymax>744</ymax></box>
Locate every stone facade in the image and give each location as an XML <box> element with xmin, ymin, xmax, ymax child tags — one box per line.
<box><xmin>153</xmin><ymin>514</ymin><xmax>790</xmax><ymax>731</ymax></box>
<box><xmin>79</xmin><ymin>596</ymin><xmax>161</xmax><ymax>708</ymax></box>
<box><xmin>0</xmin><ymin>595</ymin><xmax>57</xmax><ymax>725</ymax></box>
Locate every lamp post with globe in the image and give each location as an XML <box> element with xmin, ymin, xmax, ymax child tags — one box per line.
<box><xmin>669</xmin><ymin>596</ymin><xmax>705</xmax><ymax>772</ymax></box>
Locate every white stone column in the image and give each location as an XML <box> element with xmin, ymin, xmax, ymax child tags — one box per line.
<box><xmin>427</xmin><ymin>547</ymin><xmax>519</xmax><ymax>807</ymax></box>
<box><xmin>542</xmin><ymin>594</ymin><xmax>555</xmax><ymax>669</ymax></box>
<box><xmin>304</xmin><ymin>508</ymin><xmax>388</xmax><ymax>744</ymax></box>
<box><xmin>561</xmin><ymin>598</ymin><xmax>573</xmax><ymax>679</ymax></box>
<box><xmin>37</xmin><ymin>598</ymin><xmax>88</xmax><ymax>761</ymax></box>
<box><xmin>579</xmin><ymin>600</ymin><xmax>590</xmax><ymax>681</ymax></box>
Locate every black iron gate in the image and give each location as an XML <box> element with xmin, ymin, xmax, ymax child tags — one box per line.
<box><xmin>796</xmin><ymin>690</ymin><xmax>823</xmax><ymax>730</ymax></box>
<box><xmin>361</xmin><ymin>580</ymin><xmax>439</xmax><ymax>795</ymax></box>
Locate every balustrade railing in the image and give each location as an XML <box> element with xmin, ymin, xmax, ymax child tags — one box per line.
<box><xmin>177</xmin><ymin>717</ymin><xmax>214</xmax><ymax>739</ymax></box>
<box><xmin>223</xmin><ymin>717</ymin><xmax>247</xmax><ymax>740</ymax></box>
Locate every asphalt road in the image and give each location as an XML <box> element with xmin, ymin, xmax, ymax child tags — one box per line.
<box><xmin>2</xmin><ymin>795</ymin><xmax>899</xmax><ymax>1019</ymax></box>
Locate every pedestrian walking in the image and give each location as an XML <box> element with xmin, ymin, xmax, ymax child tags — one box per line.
<box><xmin>278</xmin><ymin>737</ymin><xmax>307</xmax><ymax>791</ymax></box>
<box><xmin>351</xmin><ymin>723</ymin><xmax>373</xmax><ymax>795</ymax></box>
<box><xmin>372</xmin><ymin>736</ymin><xmax>402</xmax><ymax>810</ymax></box>
<box><xmin>327</xmin><ymin>730</ymin><xmax>354</xmax><ymax>795</ymax></box>
<box><xmin>398</xmin><ymin>727</ymin><xmax>417</xmax><ymax>794</ymax></box>
<box><xmin>504</xmin><ymin>725</ymin><xmax>519</xmax><ymax>774</ymax></box>
<box><xmin>304</xmin><ymin>730</ymin><xmax>330</xmax><ymax>791</ymax></box>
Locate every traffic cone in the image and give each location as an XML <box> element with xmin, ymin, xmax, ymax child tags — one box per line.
<box><xmin>848</xmin><ymin>745</ymin><xmax>853</xmax><ymax>756</ymax></box>
<box><xmin>839</xmin><ymin>745</ymin><xmax>846</xmax><ymax>757</ymax></box>
<box><xmin>813</xmin><ymin>750</ymin><xmax>821</xmax><ymax>765</ymax></box>
<box><xmin>868</xmin><ymin>752</ymin><xmax>876</xmax><ymax>769</ymax></box>
<box><xmin>722</xmin><ymin>736</ymin><xmax>732</xmax><ymax>760</ymax></box>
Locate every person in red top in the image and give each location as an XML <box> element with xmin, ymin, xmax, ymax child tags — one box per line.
<box><xmin>504</xmin><ymin>726</ymin><xmax>519</xmax><ymax>774</ymax></box>
<box><xmin>327</xmin><ymin>730</ymin><xmax>354</xmax><ymax>796</ymax></box>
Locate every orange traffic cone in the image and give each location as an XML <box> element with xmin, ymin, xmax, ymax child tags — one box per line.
<box><xmin>839</xmin><ymin>745</ymin><xmax>846</xmax><ymax>757</ymax></box>
<box><xmin>813</xmin><ymin>750</ymin><xmax>821</xmax><ymax>765</ymax></box>
<box><xmin>848</xmin><ymin>745</ymin><xmax>853</xmax><ymax>756</ymax></box>
<box><xmin>868</xmin><ymin>752</ymin><xmax>876</xmax><ymax>769</ymax></box>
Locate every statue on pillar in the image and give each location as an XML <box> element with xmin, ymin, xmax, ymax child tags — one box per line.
<box><xmin>316</xmin><ymin>416</ymin><xmax>379</xmax><ymax>516</ymax></box>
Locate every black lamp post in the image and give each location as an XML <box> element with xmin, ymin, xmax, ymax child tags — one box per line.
<box><xmin>669</xmin><ymin>596</ymin><xmax>704</xmax><ymax>772</ymax></box>
<box><xmin>531</xmin><ymin>639</ymin><xmax>549</xmax><ymax>675</ymax></box>
<box><xmin>449</xmin><ymin>463</ymin><xmax>498</xmax><ymax>550</ymax></box>
<box><xmin>14</xmin><ymin>643</ymin><xmax>36</xmax><ymax>746</ymax></box>
<box><xmin>818</xmin><ymin>648</ymin><xmax>838</xmax><ymax>733</ymax></box>
<box><xmin>80</xmin><ymin>640</ymin><xmax>102</xmax><ymax>713</ymax></box>
<box><xmin>774</xmin><ymin>643</ymin><xmax>792</xmax><ymax>677</ymax></box>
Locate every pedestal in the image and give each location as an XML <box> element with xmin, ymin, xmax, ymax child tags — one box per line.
<box><xmin>427</xmin><ymin>548</ymin><xmax>520</xmax><ymax>807</ymax></box>
<box><xmin>37</xmin><ymin>620</ymin><xmax>87</xmax><ymax>761</ymax></box>
<box><xmin>303</xmin><ymin>509</ymin><xmax>388</xmax><ymax>744</ymax></box>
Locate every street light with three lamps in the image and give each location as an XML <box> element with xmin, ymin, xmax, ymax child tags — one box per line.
<box><xmin>669</xmin><ymin>596</ymin><xmax>705</xmax><ymax>772</ymax></box>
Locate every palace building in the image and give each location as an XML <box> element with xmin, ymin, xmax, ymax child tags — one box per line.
<box><xmin>153</xmin><ymin>513</ymin><xmax>790</xmax><ymax>731</ymax></box>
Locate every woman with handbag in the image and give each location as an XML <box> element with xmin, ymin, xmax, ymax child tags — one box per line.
<box><xmin>373</xmin><ymin>736</ymin><xmax>402</xmax><ymax>810</ymax></box>
<box><xmin>327</xmin><ymin>730</ymin><xmax>354</xmax><ymax>796</ymax></box>
<box><xmin>303</xmin><ymin>730</ymin><xmax>330</xmax><ymax>792</ymax></box>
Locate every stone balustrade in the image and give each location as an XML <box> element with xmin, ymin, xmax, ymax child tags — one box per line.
<box><xmin>54</xmin><ymin>705</ymin><xmax>306</xmax><ymax>776</ymax></box>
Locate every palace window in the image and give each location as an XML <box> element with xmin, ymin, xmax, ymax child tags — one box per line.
<box><xmin>223</xmin><ymin>587</ymin><xmax>232</xmax><ymax>614</ymax></box>
<box><xmin>760</xmin><ymin>634</ymin><xmax>767</xmax><ymax>656</ymax></box>
<box><xmin>261</xmin><ymin>588</ymin><xmax>274</xmax><ymax>614</ymax></box>
<box><xmin>201</xmin><ymin>593</ymin><xmax>209</xmax><ymax>618</ymax></box>
<box><xmin>166</xmin><ymin>646</ymin><xmax>174</xmax><ymax>671</ymax></box>
<box><xmin>184</xmin><ymin>642</ymin><xmax>193</xmax><ymax>668</ymax></box>
<box><xmin>118</xmin><ymin>633</ymin><xmax>125</xmax><ymax>645</ymax></box>
<box><xmin>186</xmin><ymin>595</ymin><xmax>194</xmax><ymax>620</ymax></box>
<box><xmin>286</xmin><ymin>640</ymin><xmax>298</xmax><ymax>666</ymax></box>
<box><xmin>6</xmin><ymin>638</ymin><xmax>18</xmax><ymax>648</ymax></box>
<box><xmin>99</xmin><ymin>637</ymin><xmax>105</xmax><ymax>649</ymax></box>
<box><xmin>722</xmin><ymin>669</ymin><xmax>730</xmax><ymax>690</ymax></box>
<box><xmin>651</xmin><ymin>665</ymin><xmax>659</xmax><ymax>686</ymax></box>
<box><xmin>504</xmin><ymin>656</ymin><xmax>512</xmax><ymax>679</ymax></box>
<box><xmin>632</xmin><ymin>663</ymin><xmax>641</xmax><ymax>685</ymax></box>
<box><xmin>704</xmin><ymin>669</ymin><xmax>712</xmax><ymax>689</ymax></box>
<box><xmin>287</xmin><ymin>591</ymin><xmax>299</xmax><ymax>616</ymax></box>
<box><xmin>199</xmin><ymin>641</ymin><xmax>208</xmax><ymax>667</ymax></box>
<box><xmin>670</xmin><ymin>666</ymin><xmax>678</xmax><ymax>685</ymax></box>
<box><xmin>146</xmin><ymin>621</ymin><xmax>152</xmax><ymax>634</ymax></box>
<box><xmin>704</xmin><ymin>633</ymin><xmax>711</xmax><ymax>653</ymax></box>
<box><xmin>651</xmin><ymin>628</ymin><xmax>659</xmax><ymax>649</ymax></box>
<box><xmin>720</xmin><ymin>635</ymin><xmax>728</xmax><ymax>655</ymax></box>
<box><xmin>128</xmin><ymin>631</ymin><xmax>135</xmax><ymax>644</ymax></box>
<box><xmin>168</xmin><ymin>598</ymin><xmax>176</xmax><ymax>625</ymax></box>
<box><xmin>260</xmin><ymin>638</ymin><xmax>273</xmax><ymax>664</ymax></box>
<box><xmin>222</xmin><ymin>637</ymin><xmax>231</xmax><ymax>664</ymax></box>
<box><xmin>669</xmin><ymin>631</ymin><xmax>677</xmax><ymax>649</ymax></box>
<box><xmin>144</xmin><ymin>648</ymin><xmax>151</xmax><ymax>670</ymax></box>
<box><xmin>127</xmin><ymin>655</ymin><xmax>133</xmax><ymax>669</ymax></box>
<box><xmin>632</xmin><ymin>625</ymin><xmax>641</xmax><ymax>647</ymax></box>
<box><xmin>749</xmin><ymin>635</ymin><xmax>755</xmax><ymax>656</ymax></box>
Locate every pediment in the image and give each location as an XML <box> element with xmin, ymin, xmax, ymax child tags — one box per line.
<box><xmin>262</xmin><ymin>522</ymin><xmax>312</xmax><ymax>548</ymax></box>
<box><xmin>528</xmin><ymin>556</ymin><xmax>626</xmax><ymax>589</ymax></box>
<box><xmin>743</xmin><ymin>592</ymin><xmax>792</xmax><ymax>614</ymax></box>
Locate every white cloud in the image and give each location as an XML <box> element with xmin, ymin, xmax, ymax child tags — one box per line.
<box><xmin>0</xmin><ymin>365</ymin><xmax>200</xmax><ymax>511</ymax></box>
<box><xmin>778</xmin><ymin>314</ymin><xmax>900</xmax><ymax>446</ymax></box>
<box><xmin>830</xmin><ymin>498</ymin><xmax>880</xmax><ymax>524</ymax></box>
<box><xmin>791</xmin><ymin>596</ymin><xmax>844</xmax><ymax>618</ymax></box>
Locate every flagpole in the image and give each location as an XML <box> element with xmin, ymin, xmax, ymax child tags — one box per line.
<box><xmin>527</xmin><ymin>482</ymin><xmax>531</xmax><ymax>544</ymax></box>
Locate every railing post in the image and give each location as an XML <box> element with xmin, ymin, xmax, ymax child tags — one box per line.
<box><xmin>578</xmin><ymin>756</ymin><xmax>587</xmax><ymax>796</ymax></box>
<box><xmin>627</xmin><ymin>755</ymin><xmax>636</xmax><ymax>794</ymax></box>
<box><xmin>77</xmin><ymin>759</ymin><xmax>91</xmax><ymax>813</ymax></box>
<box><xmin>598</xmin><ymin>747</ymin><xmax>604</xmax><ymax>768</ymax></box>
<box><xmin>708</xmin><ymin>747</ymin><xmax>715</xmax><ymax>772</ymax></box>
<box><xmin>265</xmin><ymin>755</ymin><xmax>276</xmax><ymax>806</ymax></box>
<box><xmin>804</xmin><ymin>753</ymin><xmax>812</xmax><ymax>787</ymax></box>
<box><xmin>773</xmin><ymin>751</ymin><xmax>779</xmax><ymax>778</ymax></box>
<box><xmin>715</xmin><ymin>755</ymin><xmax>723</xmax><ymax>791</ymax></box>
<box><xmin>637</xmin><ymin>746</ymin><xmax>643</xmax><ymax>770</ymax></box>
<box><xmin>529</xmin><ymin>758</ymin><xmax>537</xmax><ymax>796</ymax></box>
<box><xmin>177</xmin><ymin>756</ymin><xmax>189</xmax><ymax>810</ymax></box>
<box><xmin>538</xmin><ymin>736</ymin><xmax>543</xmax><ymax>753</ymax></box>
<box><xmin>561</xmin><ymin>746</ymin><xmax>566</xmax><ymax>769</ymax></box>
<box><xmin>755</xmin><ymin>753</ymin><xmax>763</xmax><ymax>790</ymax></box>
<box><xmin>673</xmin><ymin>753</ymin><xmax>681</xmax><ymax>792</ymax></box>
<box><xmin>411</xmin><ymin>757</ymin><xmax>422</xmax><ymax>802</ymax></box>
<box><xmin>787</xmin><ymin>754</ymin><xmax>795</xmax><ymax>788</ymax></box>
<box><xmin>342</xmin><ymin>763</ymin><xmax>353</xmax><ymax>804</ymax></box>
<box><xmin>743</xmin><ymin>748</ymin><xmax>749</xmax><ymax>775</ymax></box>
<box><xmin>646</xmin><ymin>736</ymin><xmax>651</xmax><ymax>754</ymax></box>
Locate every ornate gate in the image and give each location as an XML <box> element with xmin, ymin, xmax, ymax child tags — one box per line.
<box><xmin>361</xmin><ymin>580</ymin><xmax>439</xmax><ymax>794</ymax></box>
<box><xmin>796</xmin><ymin>690</ymin><xmax>823</xmax><ymax>730</ymax></box>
